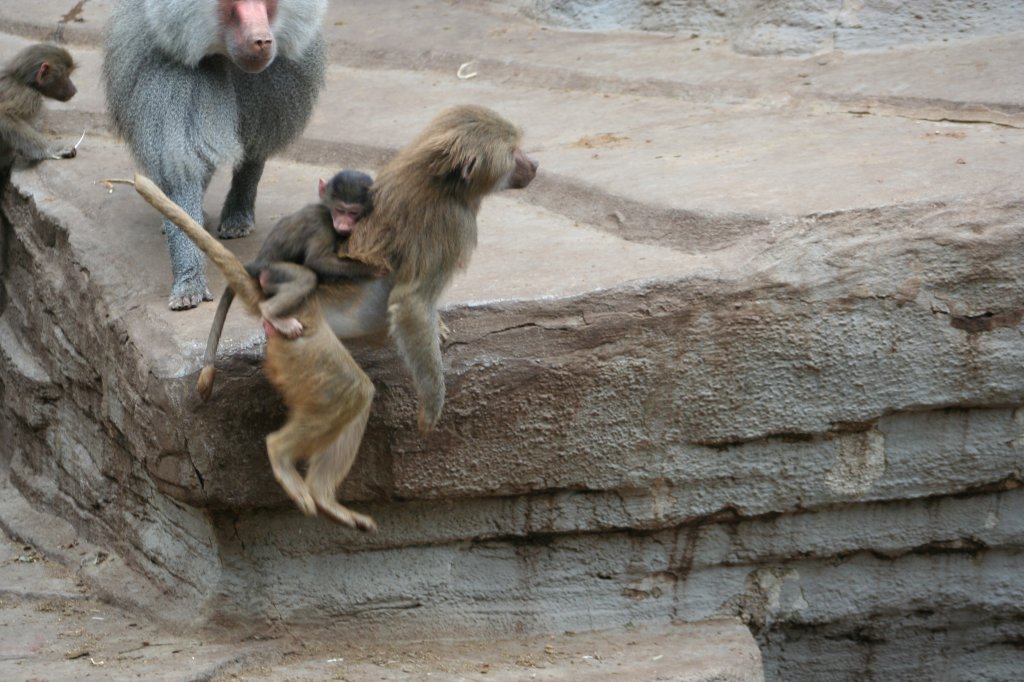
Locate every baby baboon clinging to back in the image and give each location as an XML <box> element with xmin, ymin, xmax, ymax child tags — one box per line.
<box><xmin>197</xmin><ymin>169</ymin><xmax>382</xmax><ymax>400</ymax></box>
<box><xmin>256</xmin><ymin>169</ymin><xmax>380</xmax><ymax>334</ymax></box>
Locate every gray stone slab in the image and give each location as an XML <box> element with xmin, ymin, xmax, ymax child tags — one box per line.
<box><xmin>0</xmin><ymin>2</ymin><xmax>1022</xmax><ymax>680</ymax></box>
<box><xmin>0</xmin><ymin>510</ymin><xmax>762</xmax><ymax>682</ymax></box>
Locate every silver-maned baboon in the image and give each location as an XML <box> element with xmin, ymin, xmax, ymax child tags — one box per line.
<box><xmin>103</xmin><ymin>0</ymin><xmax>328</xmax><ymax>310</ymax></box>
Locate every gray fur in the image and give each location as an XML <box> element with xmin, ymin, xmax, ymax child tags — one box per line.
<box><xmin>103</xmin><ymin>0</ymin><xmax>328</xmax><ymax>309</ymax></box>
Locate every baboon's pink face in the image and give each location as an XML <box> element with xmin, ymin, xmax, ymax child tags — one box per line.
<box><xmin>221</xmin><ymin>0</ymin><xmax>279</xmax><ymax>73</ymax></box>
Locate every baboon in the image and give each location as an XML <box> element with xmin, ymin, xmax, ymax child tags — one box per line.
<box><xmin>134</xmin><ymin>105</ymin><xmax>537</xmax><ymax>528</ymax></box>
<box><xmin>259</xmin><ymin>104</ymin><xmax>538</xmax><ymax>432</ymax></box>
<box><xmin>198</xmin><ymin>169</ymin><xmax>382</xmax><ymax>400</ymax></box>
<box><xmin>346</xmin><ymin>104</ymin><xmax>538</xmax><ymax>433</ymax></box>
<box><xmin>0</xmin><ymin>43</ymin><xmax>79</xmax><ymax>310</ymax></box>
<box><xmin>135</xmin><ymin>174</ymin><xmax>377</xmax><ymax>531</ymax></box>
<box><xmin>261</xmin><ymin>261</ymin><xmax>377</xmax><ymax>532</ymax></box>
<box><xmin>103</xmin><ymin>0</ymin><xmax>328</xmax><ymax>310</ymax></box>
<box><xmin>255</xmin><ymin>169</ymin><xmax>380</xmax><ymax>335</ymax></box>
<box><xmin>0</xmin><ymin>43</ymin><xmax>78</xmax><ymax>173</ymax></box>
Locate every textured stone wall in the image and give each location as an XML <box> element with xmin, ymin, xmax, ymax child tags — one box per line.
<box><xmin>0</xmin><ymin>1</ymin><xmax>1021</xmax><ymax>679</ymax></box>
<box><xmin>516</xmin><ymin>0</ymin><xmax>1024</xmax><ymax>55</ymax></box>
<box><xmin>2</xmin><ymin>178</ymin><xmax>1022</xmax><ymax>678</ymax></box>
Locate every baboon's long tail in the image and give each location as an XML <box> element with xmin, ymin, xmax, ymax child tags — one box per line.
<box><xmin>134</xmin><ymin>174</ymin><xmax>262</xmax><ymax>310</ymax></box>
<box><xmin>195</xmin><ymin>286</ymin><xmax>234</xmax><ymax>401</ymax></box>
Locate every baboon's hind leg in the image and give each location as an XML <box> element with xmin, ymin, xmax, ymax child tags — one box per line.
<box><xmin>266</xmin><ymin>424</ymin><xmax>319</xmax><ymax>517</ymax></box>
<box><xmin>307</xmin><ymin>395</ymin><xmax>376</xmax><ymax>531</ymax></box>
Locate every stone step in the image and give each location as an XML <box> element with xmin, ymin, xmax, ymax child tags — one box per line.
<box><xmin>2</xmin><ymin>4</ymin><xmax>1022</xmax><ymax>233</ymax></box>
<box><xmin>0</xmin><ymin>487</ymin><xmax>764</xmax><ymax>681</ymax></box>
<box><xmin>0</xmin><ymin>3</ymin><xmax>1022</xmax><ymax>680</ymax></box>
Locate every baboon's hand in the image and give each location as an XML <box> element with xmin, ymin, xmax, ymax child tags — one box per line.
<box><xmin>272</xmin><ymin>317</ymin><xmax>304</xmax><ymax>339</ymax></box>
<box><xmin>260</xmin><ymin>299</ymin><xmax>304</xmax><ymax>339</ymax></box>
<box><xmin>51</xmin><ymin>145</ymin><xmax>77</xmax><ymax>159</ymax></box>
<box><xmin>417</xmin><ymin>392</ymin><xmax>444</xmax><ymax>434</ymax></box>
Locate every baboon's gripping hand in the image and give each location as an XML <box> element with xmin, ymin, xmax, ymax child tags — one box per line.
<box><xmin>388</xmin><ymin>284</ymin><xmax>445</xmax><ymax>433</ymax></box>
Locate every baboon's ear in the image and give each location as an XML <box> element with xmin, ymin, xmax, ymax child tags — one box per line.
<box><xmin>318</xmin><ymin>178</ymin><xmax>328</xmax><ymax>200</ymax></box>
<box><xmin>35</xmin><ymin>61</ymin><xmax>51</xmax><ymax>85</ymax></box>
<box><xmin>460</xmin><ymin>155</ymin><xmax>478</xmax><ymax>181</ymax></box>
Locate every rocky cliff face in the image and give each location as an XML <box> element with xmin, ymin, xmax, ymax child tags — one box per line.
<box><xmin>0</xmin><ymin>1</ymin><xmax>1022</xmax><ymax>679</ymax></box>
<box><xmin>4</xmin><ymin>168</ymin><xmax>1022</xmax><ymax>677</ymax></box>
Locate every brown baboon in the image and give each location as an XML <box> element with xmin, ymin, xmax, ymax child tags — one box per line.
<box><xmin>134</xmin><ymin>174</ymin><xmax>377</xmax><ymax>531</ymax></box>
<box><xmin>134</xmin><ymin>105</ymin><xmax>537</xmax><ymax>528</ymax></box>
<box><xmin>346</xmin><ymin>104</ymin><xmax>538</xmax><ymax>433</ymax></box>
<box><xmin>260</xmin><ymin>262</ymin><xmax>377</xmax><ymax>531</ymax></box>
<box><xmin>197</xmin><ymin>169</ymin><xmax>382</xmax><ymax>400</ymax></box>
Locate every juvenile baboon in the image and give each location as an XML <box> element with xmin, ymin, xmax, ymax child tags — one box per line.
<box><xmin>198</xmin><ymin>169</ymin><xmax>382</xmax><ymax>400</ymax></box>
<box><xmin>0</xmin><ymin>43</ymin><xmax>79</xmax><ymax>173</ymax></box>
<box><xmin>0</xmin><ymin>43</ymin><xmax>79</xmax><ymax>310</ymax></box>
<box><xmin>134</xmin><ymin>105</ymin><xmax>537</xmax><ymax>528</ymax></box>
<box><xmin>346</xmin><ymin>104</ymin><xmax>538</xmax><ymax>432</ymax></box>
<box><xmin>103</xmin><ymin>0</ymin><xmax>328</xmax><ymax>310</ymax></box>
<box><xmin>255</xmin><ymin>169</ymin><xmax>381</xmax><ymax>336</ymax></box>
<box><xmin>134</xmin><ymin>174</ymin><xmax>377</xmax><ymax>531</ymax></box>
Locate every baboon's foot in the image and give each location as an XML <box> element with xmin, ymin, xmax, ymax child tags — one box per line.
<box><xmin>217</xmin><ymin>216</ymin><xmax>254</xmax><ymax>239</ymax></box>
<box><xmin>259</xmin><ymin>303</ymin><xmax>304</xmax><ymax>338</ymax></box>
<box><xmin>168</xmin><ymin>277</ymin><xmax>213</xmax><ymax>310</ymax></box>
<box><xmin>270</xmin><ymin>316</ymin><xmax>303</xmax><ymax>339</ymax></box>
<box><xmin>314</xmin><ymin>497</ymin><xmax>377</xmax><ymax>532</ymax></box>
<box><xmin>270</xmin><ymin>461</ymin><xmax>317</xmax><ymax>517</ymax></box>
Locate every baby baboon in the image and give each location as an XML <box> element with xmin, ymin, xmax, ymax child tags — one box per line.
<box><xmin>0</xmin><ymin>43</ymin><xmax>79</xmax><ymax>173</ymax></box>
<box><xmin>256</xmin><ymin>169</ymin><xmax>380</xmax><ymax>335</ymax></box>
<box><xmin>197</xmin><ymin>169</ymin><xmax>381</xmax><ymax>400</ymax></box>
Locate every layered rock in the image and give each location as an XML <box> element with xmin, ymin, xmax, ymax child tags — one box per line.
<box><xmin>0</xmin><ymin>2</ymin><xmax>1022</xmax><ymax>679</ymax></box>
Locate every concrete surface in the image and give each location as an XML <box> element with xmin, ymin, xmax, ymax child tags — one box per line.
<box><xmin>0</xmin><ymin>1</ymin><xmax>1022</xmax><ymax>680</ymax></box>
<box><xmin>510</xmin><ymin>0</ymin><xmax>1024</xmax><ymax>55</ymax></box>
<box><xmin>1</xmin><ymin>526</ymin><xmax>762</xmax><ymax>681</ymax></box>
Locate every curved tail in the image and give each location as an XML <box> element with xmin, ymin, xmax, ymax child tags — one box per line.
<box><xmin>196</xmin><ymin>286</ymin><xmax>235</xmax><ymax>400</ymax></box>
<box><xmin>133</xmin><ymin>174</ymin><xmax>262</xmax><ymax>311</ymax></box>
